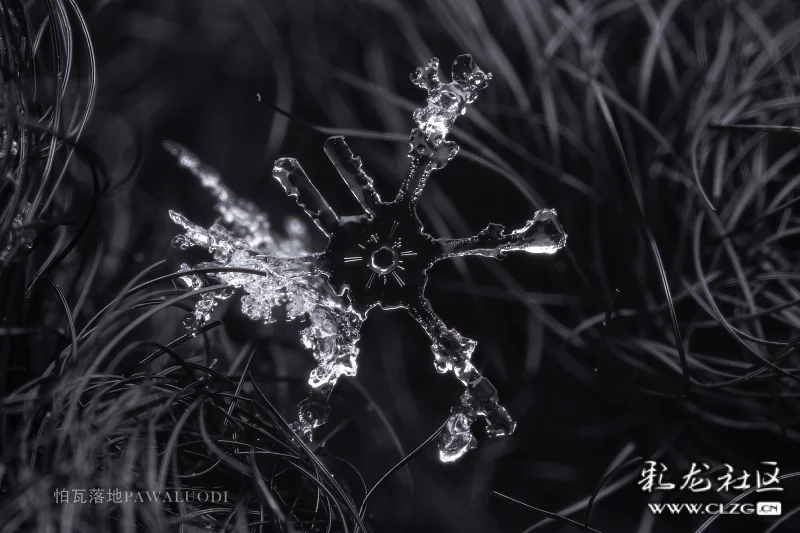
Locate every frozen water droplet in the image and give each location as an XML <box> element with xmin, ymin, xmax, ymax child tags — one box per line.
<box><xmin>411</xmin><ymin>57</ymin><xmax>440</xmax><ymax>91</ymax></box>
<box><xmin>290</xmin><ymin>393</ymin><xmax>333</xmax><ymax>443</ymax></box>
<box><xmin>431</xmin><ymin>327</ymin><xmax>477</xmax><ymax>373</ymax></box>
<box><xmin>0</xmin><ymin>203</ymin><xmax>35</xmax><ymax>265</ymax></box>
<box><xmin>289</xmin><ymin>421</ymin><xmax>314</xmax><ymax>443</ymax></box>
<box><xmin>182</xmin><ymin>312</ymin><xmax>203</xmax><ymax>332</ymax></box>
<box><xmin>171</xmin><ymin>235</ymin><xmax>192</xmax><ymax>250</ymax></box>
<box><xmin>196</xmin><ymin>296</ymin><xmax>215</xmax><ymax>314</ymax></box>
<box><xmin>213</xmin><ymin>286</ymin><xmax>237</xmax><ymax>300</ymax></box>
<box><xmin>177</xmin><ymin>264</ymin><xmax>204</xmax><ymax>290</ymax></box>
<box><xmin>439</xmin><ymin>412</ymin><xmax>477</xmax><ymax>463</ymax></box>
<box><xmin>484</xmin><ymin>405</ymin><xmax>516</xmax><ymax>437</ymax></box>
<box><xmin>503</xmin><ymin>209</ymin><xmax>568</xmax><ymax>255</ymax></box>
<box><xmin>451</xmin><ymin>55</ymin><xmax>491</xmax><ymax>97</ymax></box>
<box><xmin>412</xmin><ymin>54</ymin><xmax>491</xmax><ymax>138</ymax></box>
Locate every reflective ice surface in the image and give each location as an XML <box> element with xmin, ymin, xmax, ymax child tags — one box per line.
<box><xmin>168</xmin><ymin>55</ymin><xmax>567</xmax><ymax>462</ymax></box>
<box><xmin>0</xmin><ymin>203</ymin><xmax>33</xmax><ymax>266</ymax></box>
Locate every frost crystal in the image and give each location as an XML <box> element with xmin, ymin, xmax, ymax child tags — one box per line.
<box><xmin>167</xmin><ymin>55</ymin><xmax>567</xmax><ymax>462</ymax></box>
<box><xmin>1</xmin><ymin>202</ymin><xmax>34</xmax><ymax>266</ymax></box>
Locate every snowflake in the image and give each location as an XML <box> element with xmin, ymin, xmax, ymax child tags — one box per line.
<box><xmin>167</xmin><ymin>55</ymin><xmax>567</xmax><ymax>462</ymax></box>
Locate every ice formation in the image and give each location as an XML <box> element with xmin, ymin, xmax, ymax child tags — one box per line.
<box><xmin>167</xmin><ymin>55</ymin><xmax>567</xmax><ymax>462</ymax></box>
<box><xmin>0</xmin><ymin>202</ymin><xmax>34</xmax><ymax>266</ymax></box>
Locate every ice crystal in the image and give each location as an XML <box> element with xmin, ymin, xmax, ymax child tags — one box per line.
<box><xmin>164</xmin><ymin>142</ymin><xmax>362</xmax><ymax>399</ymax></box>
<box><xmin>167</xmin><ymin>55</ymin><xmax>567</xmax><ymax>462</ymax></box>
<box><xmin>0</xmin><ymin>202</ymin><xmax>34</xmax><ymax>266</ymax></box>
<box><xmin>0</xmin><ymin>124</ymin><xmax>19</xmax><ymax>161</ymax></box>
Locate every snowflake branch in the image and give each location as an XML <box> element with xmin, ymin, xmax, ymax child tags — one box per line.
<box><xmin>407</xmin><ymin>298</ymin><xmax>515</xmax><ymax>461</ymax></box>
<box><xmin>436</xmin><ymin>209</ymin><xmax>567</xmax><ymax>260</ymax></box>
<box><xmin>273</xmin><ymin>158</ymin><xmax>339</xmax><ymax>237</ymax></box>
<box><xmin>323</xmin><ymin>136</ymin><xmax>381</xmax><ymax>216</ymax></box>
<box><xmin>395</xmin><ymin>130</ymin><xmax>458</xmax><ymax>205</ymax></box>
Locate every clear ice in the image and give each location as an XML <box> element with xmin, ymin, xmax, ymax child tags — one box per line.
<box><xmin>167</xmin><ymin>55</ymin><xmax>567</xmax><ymax>462</ymax></box>
<box><xmin>0</xmin><ymin>202</ymin><xmax>34</xmax><ymax>266</ymax></box>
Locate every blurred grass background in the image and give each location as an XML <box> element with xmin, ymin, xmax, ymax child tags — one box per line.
<box><xmin>3</xmin><ymin>0</ymin><xmax>800</xmax><ymax>531</ymax></box>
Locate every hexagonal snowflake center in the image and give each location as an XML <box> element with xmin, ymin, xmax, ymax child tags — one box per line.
<box><xmin>369</xmin><ymin>245</ymin><xmax>399</xmax><ymax>275</ymax></box>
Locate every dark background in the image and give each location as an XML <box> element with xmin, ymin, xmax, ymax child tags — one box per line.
<box><xmin>3</xmin><ymin>0</ymin><xmax>800</xmax><ymax>531</ymax></box>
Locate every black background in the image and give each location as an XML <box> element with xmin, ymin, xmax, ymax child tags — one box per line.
<box><xmin>3</xmin><ymin>0</ymin><xmax>800</xmax><ymax>531</ymax></box>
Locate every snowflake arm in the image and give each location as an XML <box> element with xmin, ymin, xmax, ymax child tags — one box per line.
<box><xmin>435</xmin><ymin>209</ymin><xmax>568</xmax><ymax>261</ymax></box>
<box><xmin>323</xmin><ymin>136</ymin><xmax>382</xmax><ymax>216</ymax></box>
<box><xmin>395</xmin><ymin>55</ymin><xmax>490</xmax><ymax>205</ymax></box>
<box><xmin>166</xmin><ymin>144</ymin><xmax>364</xmax><ymax>440</ymax></box>
<box><xmin>163</xmin><ymin>141</ymin><xmax>308</xmax><ymax>257</ymax></box>
<box><xmin>408</xmin><ymin>297</ymin><xmax>515</xmax><ymax>462</ymax></box>
<box><xmin>273</xmin><ymin>157</ymin><xmax>339</xmax><ymax>237</ymax></box>
<box><xmin>163</xmin><ymin>140</ymin><xmax>227</xmax><ymax>198</ymax></box>
<box><xmin>396</xmin><ymin>129</ymin><xmax>459</xmax><ymax>205</ymax></box>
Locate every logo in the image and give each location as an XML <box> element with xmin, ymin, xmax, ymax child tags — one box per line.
<box><xmin>639</xmin><ymin>461</ymin><xmax>782</xmax><ymax>493</ymax></box>
<box><xmin>640</xmin><ymin>462</ymin><xmax>784</xmax><ymax>518</ymax></box>
<box><xmin>53</xmin><ymin>488</ymin><xmax>229</xmax><ymax>504</ymax></box>
<box><xmin>757</xmin><ymin>502</ymin><xmax>782</xmax><ymax>516</ymax></box>
<box><xmin>647</xmin><ymin>502</ymin><xmax>782</xmax><ymax>516</ymax></box>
